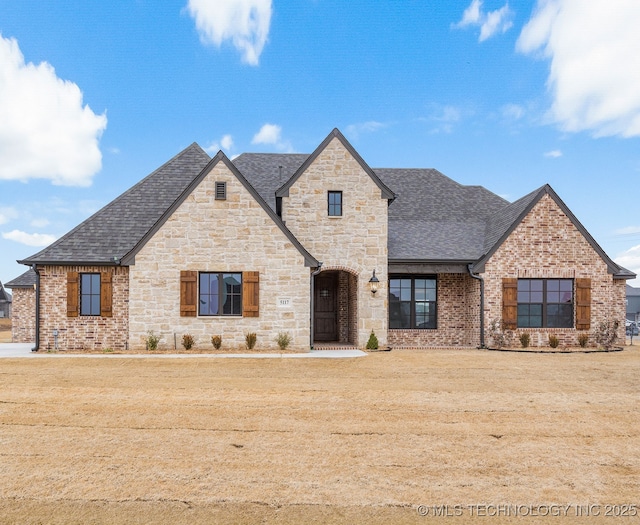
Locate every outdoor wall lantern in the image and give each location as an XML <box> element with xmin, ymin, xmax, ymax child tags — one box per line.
<box><xmin>368</xmin><ymin>269</ymin><xmax>379</xmax><ymax>296</ymax></box>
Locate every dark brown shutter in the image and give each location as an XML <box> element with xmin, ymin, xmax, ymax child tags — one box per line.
<box><xmin>180</xmin><ymin>271</ymin><xmax>198</xmax><ymax>317</ymax></box>
<box><xmin>100</xmin><ymin>272</ymin><xmax>113</xmax><ymax>317</ymax></box>
<box><xmin>243</xmin><ymin>271</ymin><xmax>259</xmax><ymax>317</ymax></box>
<box><xmin>67</xmin><ymin>271</ymin><xmax>79</xmax><ymax>317</ymax></box>
<box><xmin>575</xmin><ymin>278</ymin><xmax>591</xmax><ymax>330</ymax></box>
<box><xmin>502</xmin><ymin>278</ymin><xmax>518</xmax><ymax>330</ymax></box>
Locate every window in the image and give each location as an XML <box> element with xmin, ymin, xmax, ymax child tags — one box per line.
<box><xmin>517</xmin><ymin>279</ymin><xmax>573</xmax><ymax>328</ymax></box>
<box><xmin>199</xmin><ymin>272</ymin><xmax>242</xmax><ymax>316</ymax></box>
<box><xmin>328</xmin><ymin>191</ymin><xmax>342</xmax><ymax>216</ymax></box>
<box><xmin>389</xmin><ymin>276</ymin><xmax>437</xmax><ymax>329</ymax></box>
<box><xmin>80</xmin><ymin>273</ymin><xmax>101</xmax><ymax>316</ymax></box>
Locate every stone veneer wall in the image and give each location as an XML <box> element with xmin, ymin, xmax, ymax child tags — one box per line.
<box><xmin>37</xmin><ymin>265</ymin><xmax>129</xmax><ymax>351</ymax></box>
<box><xmin>483</xmin><ymin>194</ymin><xmax>626</xmax><ymax>347</ymax></box>
<box><xmin>281</xmin><ymin>137</ymin><xmax>389</xmax><ymax>348</ymax></box>
<box><xmin>388</xmin><ymin>274</ymin><xmax>480</xmax><ymax>348</ymax></box>
<box><xmin>128</xmin><ymin>161</ymin><xmax>311</xmax><ymax>352</ymax></box>
<box><xmin>10</xmin><ymin>288</ymin><xmax>35</xmax><ymax>343</ymax></box>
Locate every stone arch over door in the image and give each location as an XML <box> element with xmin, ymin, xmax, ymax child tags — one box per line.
<box><xmin>314</xmin><ymin>266</ymin><xmax>359</xmax><ymax>345</ymax></box>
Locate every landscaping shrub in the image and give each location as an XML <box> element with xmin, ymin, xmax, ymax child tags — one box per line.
<box><xmin>245</xmin><ymin>332</ymin><xmax>257</xmax><ymax>350</ymax></box>
<box><xmin>577</xmin><ymin>333</ymin><xmax>589</xmax><ymax>348</ymax></box>
<box><xmin>593</xmin><ymin>319</ymin><xmax>619</xmax><ymax>350</ymax></box>
<box><xmin>366</xmin><ymin>330</ymin><xmax>379</xmax><ymax>350</ymax></box>
<box><xmin>519</xmin><ymin>333</ymin><xmax>530</xmax><ymax>348</ymax></box>
<box><xmin>211</xmin><ymin>335</ymin><xmax>222</xmax><ymax>350</ymax></box>
<box><xmin>548</xmin><ymin>334</ymin><xmax>559</xmax><ymax>348</ymax></box>
<box><xmin>182</xmin><ymin>334</ymin><xmax>195</xmax><ymax>350</ymax></box>
<box><xmin>146</xmin><ymin>331</ymin><xmax>160</xmax><ymax>351</ymax></box>
<box><xmin>275</xmin><ymin>332</ymin><xmax>291</xmax><ymax>351</ymax></box>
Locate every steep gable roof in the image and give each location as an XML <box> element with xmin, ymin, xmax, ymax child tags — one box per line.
<box><xmin>120</xmin><ymin>151</ymin><xmax>319</xmax><ymax>268</ymax></box>
<box><xmin>275</xmin><ymin>128</ymin><xmax>396</xmax><ymax>201</ymax></box>
<box><xmin>472</xmin><ymin>184</ymin><xmax>635</xmax><ymax>278</ymax></box>
<box><xmin>19</xmin><ymin>143</ymin><xmax>211</xmax><ymax>266</ymax></box>
<box><xmin>0</xmin><ymin>281</ymin><xmax>11</xmax><ymax>302</ymax></box>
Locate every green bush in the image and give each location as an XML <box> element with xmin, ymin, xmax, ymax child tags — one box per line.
<box><xmin>211</xmin><ymin>335</ymin><xmax>222</xmax><ymax>350</ymax></box>
<box><xmin>519</xmin><ymin>333</ymin><xmax>530</xmax><ymax>348</ymax></box>
<box><xmin>245</xmin><ymin>332</ymin><xmax>257</xmax><ymax>350</ymax></box>
<box><xmin>548</xmin><ymin>334</ymin><xmax>559</xmax><ymax>348</ymax></box>
<box><xmin>182</xmin><ymin>334</ymin><xmax>195</xmax><ymax>350</ymax></box>
<box><xmin>366</xmin><ymin>330</ymin><xmax>379</xmax><ymax>350</ymax></box>
<box><xmin>275</xmin><ymin>332</ymin><xmax>291</xmax><ymax>351</ymax></box>
<box><xmin>146</xmin><ymin>331</ymin><xmax>160</xmax><ymax>351</ymax></box>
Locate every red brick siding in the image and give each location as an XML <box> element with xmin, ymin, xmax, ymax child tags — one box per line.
<box><xmin>10</xmin><ymin>288</ymin><xmax>36</xmax><ymax>343</ymax></box>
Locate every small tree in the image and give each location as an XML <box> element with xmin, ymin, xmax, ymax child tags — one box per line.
<box><xmin>488</xmin><ymin>318</ymin><xmax>512</xmax><ymax>349</ymax></box>
<box><xmin>366</xmin><ymin>330</ymin><xmax>379</xmax><ymax>350</ymax></box>
<box><xmin>593</xmin><ymin>319</ymin><xmax>619</xmax><ymax>350</ymax></box>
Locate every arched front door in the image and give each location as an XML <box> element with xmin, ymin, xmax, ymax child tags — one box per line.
<box><xmin>314</xmin><ymin>272</ymin><xmax>338</xmax><ymax>341</ymax></box>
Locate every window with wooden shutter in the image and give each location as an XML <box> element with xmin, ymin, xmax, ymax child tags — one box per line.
<box><xmin>100</xmin><ymin>272</ymin><xmax>113</xmax><ymax>317</ymax></box>
<box><xmin>180</xmin><ymin>271</ymin><xmax>197</xmax><ymax>317</ymax></box>
<box><xmin>67</xmin><ymin>272</ymin><xmax>79</xmax><ymax>317</ymax></box>
<box><xmin>502</xmin><ymin>278</ymin><xmax>518</xmax><ymax>330</ymax></box>
<box><xmin>575</xmin><ymin>278</ymin><xmax>591</xmax><ymax>330</ymax></box>
<box><xmin>242</xmin><ymin>271</ymin><xmax>259</xmax><ymax>317</ymax></box>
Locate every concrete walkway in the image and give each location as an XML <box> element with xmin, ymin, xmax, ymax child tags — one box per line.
<box><xmin>0</xmin><ymin>343</ymin><xmax>366</xmax><ymax>359</ymax></box>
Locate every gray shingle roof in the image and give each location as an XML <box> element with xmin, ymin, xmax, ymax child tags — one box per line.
<box><xmin>19</xmin><ymin>143</ymin><xmax>210</xmax><ymax>265</ymax></box>
<box><xmin>5</xmin><ymin>268</ymin><xmax>37</xmax><ymax>288</ymax></box>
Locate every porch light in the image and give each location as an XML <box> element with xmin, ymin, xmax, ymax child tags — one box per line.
<box><xmin>368</xmin><ymin>270</ymin><xmax>379</xmax><ymax>296</ymax></box>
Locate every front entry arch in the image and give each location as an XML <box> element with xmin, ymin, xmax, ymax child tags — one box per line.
<box><xmin>313</xmin><ymin>269</ymin><xmax>358</xmax><ymax>345</ymax></box>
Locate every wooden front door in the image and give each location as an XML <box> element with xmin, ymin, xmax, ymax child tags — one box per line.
<box><xmin>314</xmin><ymin>272</ymin><xmax>338</xmax><ymax>341</ymax></box>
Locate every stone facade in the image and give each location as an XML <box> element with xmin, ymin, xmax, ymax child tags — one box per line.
<box><xmin>128</xmin><ymin>161</ymin><xmax>311</xmax><ymax>352</ymax></box>
<box><xmin>9</xmin><ymin>288</ymin><xmax>35</xmax><ymax>343</ymax></box>
<box><xmin>482</xmin><ymin>194</ymin><xmax>626</xmax><ymax>347</ymax></box>
<box><xmin>281</xmin><ymin>137</ymin><xmax>389</xmax><ymax>347</ymax></box>
<box><xmin>37</xmin><ymin>265</ymin><xmax>129</xmax><ymax>351</ymax></box>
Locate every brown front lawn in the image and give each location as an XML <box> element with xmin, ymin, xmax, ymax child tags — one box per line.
<box><xmin>0</xmin><ymin>348</ymin><xmax>638</xmax><ymax>524</ymax></box>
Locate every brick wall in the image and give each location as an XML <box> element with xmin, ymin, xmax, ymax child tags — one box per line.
<box><xmin>282</xmin><ymin>137</ymin><xmax>389</xmax><ymax>347</ymax></box>
<box><xmin>389</xmin><ymin>273</ymin><xmax>480</xmax><ymax>348</ymax></box>
<box><xmin>10</xmin><ymin>288</ymin><xmax>35</xmax><ymax>343</ymax></box>
<box><xmin>483</xmin><ymin>193</ymin><xmax>626</xmax><ymax>347</ymax></box>
<box><xmin>37</xmin><ymin>265</ymin><xmax>129</xmax><ymax>351</ymax></box>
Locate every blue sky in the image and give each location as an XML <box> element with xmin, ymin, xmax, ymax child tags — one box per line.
<box><xmin>1</xmin><ymin>0</ymin><xmax>640</xmax><ymax>287</ymax></box>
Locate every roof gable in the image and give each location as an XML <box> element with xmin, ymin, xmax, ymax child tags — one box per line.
<box><xmin>5</xmin><ymin>268</ymin><xmax>37</xmax><ymax>288</ymax></box>
<box><xmin>120</xmin><ymin>151</ymin><xmax>319</xmax><ymax>268</ymax></box>
<box><xmin>473</xmin><ymin>184</ymin><xmax>635</xmax><ymax>278</ymax></box>
<box><xmin>275</xmin><ymin>128</ymin><xmax>395</xmax><ymax>201</ymax></box>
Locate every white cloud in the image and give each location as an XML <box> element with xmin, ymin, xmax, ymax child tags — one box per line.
<box><xmin>517</xmin><ymin>0</ymin><xmax>640</xmax><ymax>138</ymax></box>
<box><xmin>205</xmin><ymin>134</ymin><xmax>234</xmax><ymax>154</ymax></box>
<box><xmin>501</xmin><ymin>103</ymin><xmax>525</xmax><ymax>120</ymax></box>
<box><xmin>0</xmin><ymin>207</ymin><xmax>18</xmax><ymax>225</ymax></box>
<box><xmin>346</xmin><ymin>121</ymin><xmax>386</xmax><ymax>138</ymax></box>
<box><xmin>0</xmin><ymin>34</ymin><xmax>107</xmax><ymax>186</ymax></box>
<box><xmin>616</xmin><ymin>244</ymin><xmax>640</xmax><ymax>283</ymax></box>
<box><xmin>2</xmin><ymin>229</ymin><xmax>56</xmax><ymax>247</ymax></box>
<box><xmin>186</xmin><ymin>0</ymin><xmax>272</xmax><ymax>66</ymax></box>
<box><xmin>251</xmin><ymin>123</ymin><xmax>293</xmax><ymax>152</ymax></box>
<box><xmin>615</xmin><ymin>226</ymin><xmax>640</xmax><ymax>236</ymax></box>
<box><xmin>544</xmin><ymin>149</ymin><xmax>562</xmax><ymax>158</ymax></box>
<box><xmin>453</xmin><ymin>0</ymin><xmax>514</xmax><ymax>42</ymax></box>
<box><xmin>424</xmin><ymin>104</ymin><xmax>466</xmax><ymax>134</ymax></box>
<box><xmin>30</xmin><ymin>218</ymin><xmax>50</xmax><ymax>228</ymax></box>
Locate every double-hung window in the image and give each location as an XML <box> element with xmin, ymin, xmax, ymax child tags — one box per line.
<box><xmin>80</xmin><ymin>273</ymin><xmax>101</xmax><ymax>316</ymax></box>
<box><xmin>517</xmin><ymin>278</ymin><xmax>573</xmax><ymax>328</ymax></box>
<box><xmin>328</xmin><ymin>191</ymin><xmax>342</xmax><ymax>216</ymax></box>
<box><xmin>199</xmin><ymin>272</ymin><xmax>242</xmax><ymax>316</ymax></box>
<box><xmin>389</xmin><ymin>276</ymin><xmax>437</xmax><ymax>329</ymax></box>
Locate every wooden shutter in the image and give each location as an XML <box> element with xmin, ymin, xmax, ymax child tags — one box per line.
<box><xmin>575</xmin><ymin>278</ymin><xmax>591</xmax><ymax>330</ymax></box>
<box><xmin>242</xmin><ymin>271</ymin><xmax>259</xmax><ymax>317</ymax></box>
<box><xmin>502</xmin><ymin>278</ymin><xmax>518</xmax><ymax>330</ymax></box>
<box><xmin>180</xmin><ymin>271</ymin><xmax>197</xmax><ymax>317</ymax></box>
<box><xmin>67</xmin><ymin>272</ymin><xmax>79</xmax><ymax>317</ymax></box>
<box><xmin>100</xmin><ymin>272</ymin><xmax>113</xmax><ymax>317</ymax></box>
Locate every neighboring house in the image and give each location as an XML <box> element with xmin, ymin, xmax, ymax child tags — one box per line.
<box><xmin>627</xmin><ymin>285</ymin><xmax>640</xmax><ymax>324</ymax></box>
<box><xmin>11</xmin><ymin>129</ymin><xmax>635</xmax><ymax>351</ymax></box>
<box><xmin>5</xmin><ymin>269</ymin><xmax>36</xmax><ymax>342</ymax></box>
<box><xmin>0</xmin><ymin>280</ymin><xmax>11</xmax><ymax>319</ymax></box>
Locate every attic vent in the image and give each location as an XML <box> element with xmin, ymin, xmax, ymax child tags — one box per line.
<box><xmin>215</xmin><ymin>181</ymin><xmax>227</xmax><ymax>200</ymax></box>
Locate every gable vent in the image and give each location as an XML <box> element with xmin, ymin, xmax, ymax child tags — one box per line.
<box><xmin>215</xmin><ymin>181</ymin><xmax>227</xmax><ymax>200</ymax></box>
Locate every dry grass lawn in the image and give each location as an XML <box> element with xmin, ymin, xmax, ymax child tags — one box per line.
<box><xmin>0</xmin><ymin>347</ymin><xmax>638</xmax><ymax>524</ymax></box>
